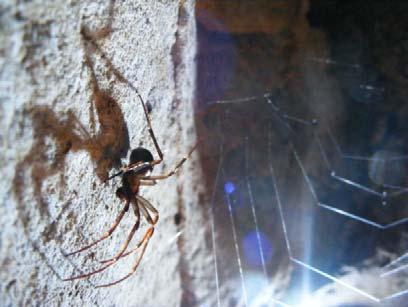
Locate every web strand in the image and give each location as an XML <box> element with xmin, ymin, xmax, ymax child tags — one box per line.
<box><xmin>209</xmin><ymin>147</ymin><xmax>224</xmax><ymax>307</ymax></box>
<box><xmin>244</xmin><ymin>137</ymin><xmax>269</xmax><ymax>283</ymax></box>
<box><xmin>222</xmin><ymin>167</ymin><xmax>249</xmax><ymax>307</ymax></box>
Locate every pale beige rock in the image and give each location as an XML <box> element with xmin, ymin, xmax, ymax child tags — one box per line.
<box><xmin>0</xmin><ymin>1</ymin><xmax>215</xmax><ymax>306</ymax></box>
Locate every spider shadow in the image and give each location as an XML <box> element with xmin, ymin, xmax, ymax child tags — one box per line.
<box><xmin>12</xmin><ymin>17</ymin><xmax>130</xmax><ymax>272</ymax></box>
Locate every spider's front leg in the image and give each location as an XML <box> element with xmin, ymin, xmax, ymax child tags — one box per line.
<box><xmin>105</xmin><ymin>161</ymin><xmax>155</xmax><ymax>182</ymax></box>
<box><xmin>141</xmin><ymin>141</ymin><xmax>199</xmax><ymax>181</ymax></box>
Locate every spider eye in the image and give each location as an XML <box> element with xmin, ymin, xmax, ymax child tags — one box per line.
<box><xmin>130</xmin><ymin>147</ymin><xmax>154</xmax><ymax>164</ymax></box>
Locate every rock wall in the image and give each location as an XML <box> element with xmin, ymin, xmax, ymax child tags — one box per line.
<box><xmin>0</xmin><ymin>1</ymin><xmax>215</xmax><ymax>306</ymax></box>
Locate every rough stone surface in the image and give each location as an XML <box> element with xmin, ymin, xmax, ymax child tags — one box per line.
<box><xmin>0</xmin><ymin>1</ymin><xmax>214</xmax><ymax>306</ymax></box>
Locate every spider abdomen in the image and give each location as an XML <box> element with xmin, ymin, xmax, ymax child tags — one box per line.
<box><xmin>130</xmin><ymin>147</ymin><xmax>153</xmax><ymax>165</ymax></box>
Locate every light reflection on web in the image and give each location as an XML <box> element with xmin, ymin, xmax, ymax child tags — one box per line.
<box><xmin>207</xmin><ymin>87</ymin><xmax>408</xmax><ymax>306</ymax></box>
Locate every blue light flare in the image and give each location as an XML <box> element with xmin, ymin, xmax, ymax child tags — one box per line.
<box><xmin>224</xmin><ymin>181</ymin><xmax>236</xmax><ymax>194</ymax></box>
<box><xmin>242</xmin><ymin>230</ymin><xmax>273</xmax><ymax>267</ymax></box>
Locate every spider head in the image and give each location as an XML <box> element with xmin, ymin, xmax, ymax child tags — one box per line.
<box><xmin>129</xmin><ymin>147</ymin><xmax>154</xmax><ymax>173</ymax></box>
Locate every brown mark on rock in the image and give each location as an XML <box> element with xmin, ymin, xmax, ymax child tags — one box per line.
<box><xmin>13</xmin><ymin>15</ymin><xmax>129</xmax><ymax>240</ymax></box>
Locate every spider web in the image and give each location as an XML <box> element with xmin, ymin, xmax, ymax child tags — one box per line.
<box><xmin>205</xmin><ymin>82</ymin><xmax>408</xmax><ymax>306</ymax></box>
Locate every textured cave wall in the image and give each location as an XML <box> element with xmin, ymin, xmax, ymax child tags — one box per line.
<box><xmin>0</xmin><ymin>1</ymin><xmax>216</xmax><ymax>306</ymax></box>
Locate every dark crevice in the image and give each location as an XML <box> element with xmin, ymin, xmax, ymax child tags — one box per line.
<box><xmin>171</xmin><ymin>2</ymin><xmax>197</xmax><ymax>306</ymax></box>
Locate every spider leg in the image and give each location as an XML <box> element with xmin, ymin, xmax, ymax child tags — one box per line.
<box><xmin>135</xmin><ymin>91</ymin><xmax>163</xmax><ymax>164</ymax></box>
<box><xmin>138</xmin><ymin>199</ymin><xmax>155</xmax><ymax>225</ymax></box>
<box><xmin>97</xmin><ymin>199</ymin><xmax>140</xmax><ymax>263</ymax></box>
<box><xmin>137</xmin><ymin>194</ymin><xmax>160</xmax><ymax>227</ymax></box>
<box><xmin>136</xmin><ymin>195</ymin><xmax>158</xmax><ymax>224</ymax></box>
<box><xmin>105</xmin><ymin>170</ymin><xmax>123</xmax><ymax>181</ymax></box>
<box><xmin>63</xmin><ymin>202</ymin><xmax>140</xmax><ymax>281</ymax></box>
<box><xmin>95</xmin><ymin>227</ymin><xmax>154</xmax><ymax>288</ymax></box>
<box><xmin>98</xmin><ymin>243</ymin><xmax>139</xmax><ymax>264</ymax></box>
<box><xmin>102</xmin><ymin>200</ymin><xmax>140</xmax><ymax>261</ymax></box>
<box><xmin>62</xmin><ymin>259</ymin><xmax>116</xmax><ymax>281</ymax></box>
<box><xmin>65</xmin><ymin>201</ymin><xmax>130</xmax><ymax>256</ymax></box>
<box><xmin>105</xmin><ymin>166</ymin><xmax>158</xmax><ymax>183</ymax></box>
<box><xmin>121</xmin><ymin>81</ymin><xmax>163</xmax><ymax>164</ymax></box>
<box><xmin>141</xmin><ymin>141</ymin><xmax>198</xmax><ymax>180</ymax></box>
<box><xmin>99</xmin><ymin>196</ymin><xmax>158</xmax><ymax>264</ymax></box>
<box><xmin>98</xmin><ymin>227</ymin><xmax>150</xmax><ymax>264</ymax></box>
<box><xmin>140</xmin><ymin>179</ymin><xmax>156</xmax><ymax>186</ymax></box>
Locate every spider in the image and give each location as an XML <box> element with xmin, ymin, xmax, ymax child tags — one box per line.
<box><xmin>63</xmin><ymin>85</ymin><xmax>198</xmax><ymax>288</ymax></box>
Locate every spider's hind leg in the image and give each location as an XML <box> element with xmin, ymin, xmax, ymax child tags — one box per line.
<box><xmin>95</xmin><ymin>196</ymin><xmax>158</xmax><ymax>287</ymax></box>
<box><xmin>95</xmin><ymin>226</ymin><xmax>154</xmax><ymax>288</ymax></box>
<box><xmin>98</xmin><ymin>194</ymin><xmax>157</xmax><ymax>265</ymax></box>
<box><xmin>98</xmin><ymin>197</ymin><xmax>141</xmax><ymax>263</ymax></box>
<box><xmin>63</xmin><ymin>198</ymin><xmax>141</xmax><ymax>281</ymax></box>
